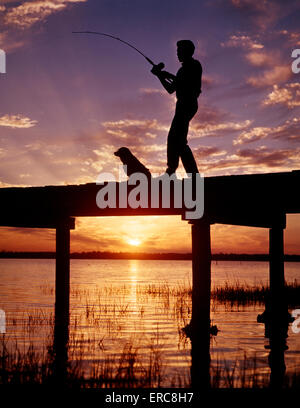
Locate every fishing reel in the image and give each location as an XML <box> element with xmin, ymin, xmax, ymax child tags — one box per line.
<box><xmin>151</xmin><ymin>62</ymin><xmax>165</xmax><ymax>75</ymax></box>
<box><xmin>156</xmin><ymin>62</ymin><xmax>165</xmax><ymax>71</ymax></box>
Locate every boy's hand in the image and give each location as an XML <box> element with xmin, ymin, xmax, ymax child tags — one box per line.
<box><xmin>151</xmin><ymin>63</ymin><xmax>164</xmax><ymax>76</ymax></box>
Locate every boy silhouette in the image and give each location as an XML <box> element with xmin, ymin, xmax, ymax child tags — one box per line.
<box><xmin>151</xmin><ymin>40</ymin><xmax>202</xmax><ymax>176</ymax></box>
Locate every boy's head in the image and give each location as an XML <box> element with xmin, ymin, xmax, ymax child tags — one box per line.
<box><xmin>177</xmin><ymin>40</ymin><xmax>195</xmax><ymax>62</ymax></box>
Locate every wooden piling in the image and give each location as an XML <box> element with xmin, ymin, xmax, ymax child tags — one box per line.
<box><xmin>190</xmin><ymin>220</ymin><xmax>211</xmax><ymax>388</ymax></box>
<box><xmin>53</xmin><ymin>217</ymin><xmax>74</xmax><ymax>384</ymax></box>
<box><xmin>269</xmin><ymin>226</ymin><xmax>285</xmax><ymax>316</ymax></box>
<box><xmin>191</xmin><ymin>220</ymin><xmax>211</xmax><ymax>331</ymax></box>
<box><xmin>55</xmin><ymin>218</ymin><xmax>73</xmax><ymax>326</ymax></box>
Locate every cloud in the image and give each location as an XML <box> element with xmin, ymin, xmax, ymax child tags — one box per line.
<box><xmin>96</xmin><ymin>118</ymin><xmax>172</xmax><ymax>174</ymax></box>
<box><xmin>134</xmin><ymin>102</ymin><xmax>250</xmax><ymax>140</ymax></box>
<box><xmin>0</xmin><ymin>114</ymin><xmax>38</xmax><ymax>128</ymax></box>
<box><xmin>3</xmin><ymin>0</ymin><xmax>87</xmax><ymax>29</ymax></box>
<box><xmin>0</xmin><ymin>136</ymin><xmax>107</xmax><ymax>186</ymax></box>
<box><xmin>247</xmin><ymin>65</ymin><xmax>292</xmax><ymax>87</ymax></box>
<box><xmin>102</xmin><ymin>118</ymin><xmax>166</xmax><ymax>132</ymax></box>
<box><xmin>0</xmin><ymin>31</ymin><xmax>26</xmax><ymax>53</ymax></box>
<box><xmin>194</xmin><ymin>146</ymin><xmax>227</xmax><ymax>159</ymax></box>
<box><xmin>198</xmin><ymin>145</ymin><xmax>300</xmax><ymax>175</ymax></box>
<box><xmin>277</xmin><ymin>29</ymin><xmax>300</xmax><ymax>46</ymax></box>
<box><xmin>244</xmin><ymin>49</ymin><xmax>292</xmax><ymax>87</ymax></box>
<box><xmin>102</xmin><ymin>105</ymin><xmax>252</xmax><ymax>146</ymax></box>
<box><xmin>192</xmin><ymin>103</ymin><xmax>229</xmax><ymax>126</ymax></box>
<box><xmin>190</xmin><ymin>103</ymin><xmax>251</xmax><ymax>138</ymax></box>
<box><xmin>233</xmin><ymin>117</ymin><xmax>300</xmax><ymax>145</ymax></box>
<box><xmin>229</xmin><ymin>0</ymin><xmax>287</xmax><ymax>30</ymax></box>
<box><xmin>236</xmin><ymin>145</ymin><xmax>300</xmax><ymax>167</ymax></box>
<box><xmin>263</xmin><ymin>83</ymin><xmax>300</xmax><ymax>108</ymax></box>
<box><xmin>139</xmin><ymin>88</ymin><xmax>165</xmax><ymax>96</ymax></box>
<box><xmin>245</xmin><ymin>51</ymin><xmax>275</xmax><ymax>67</ymax></box>
<box><xmin>221</xmin><ymin>35</ymin><xmax>264</xmax><ymax>49</ymax></box>
<box><xmin>191</xmin><ymin>120</ymin><xmax>251</xmax><ymax>138</ymax></box>
<box><xmin>101</xmin><ymin>118</ymin><xmax>168</xmax><ymax>147</ymax></box>
<box><xmin>201</xmin><ymin>75</ymin><xmax>218</xmax><ymax>91</ymax></box>
<box><xmin>233</xmin><ymin>126</ymin><xmax>269</xmax><ymax>145</ymax></box>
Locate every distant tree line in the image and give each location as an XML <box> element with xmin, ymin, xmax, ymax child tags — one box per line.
<box><xmin>0</xmin><ymin>251</ymin><xmax>300</xmax><ymax>261</ymax></box>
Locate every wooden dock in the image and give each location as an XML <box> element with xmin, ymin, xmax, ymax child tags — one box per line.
<box><xmin>1</xmin><ymin>170</ymin><xmax>299</xmax><ymax>324</ymax></box>
<box><xmin>0</xmin><ymin>169</ymin><xmax>299</xmax><ymax>384</ymax></box>
<box><xmin>0</xmin><ymin>170</ymin><xmax>300</xmax><ymax>387</ymax></box>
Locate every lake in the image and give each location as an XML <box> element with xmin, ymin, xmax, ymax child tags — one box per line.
<box><xmin>0</xmin><ymin>258</ymin><xmax>300</xmax><ymax>387</ymax></box>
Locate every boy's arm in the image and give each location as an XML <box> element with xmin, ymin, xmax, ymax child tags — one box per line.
<box><xmin>151</xmin><ymin>65</ymin><xmax>176</xmax><ymax>94</ymax></box>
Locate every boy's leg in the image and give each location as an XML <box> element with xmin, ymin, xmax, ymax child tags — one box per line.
<box><xmin>166</xmin><ymin>104</ymin><xmax>191</xmax><ymax>174</ymax></box>
<box><xmin>178</xmin><ymin>102</ymin><xmax>199</xmax><ymax>175</ymax></box>
<box><xmin>181</xmin><ymin>145</ymin><xmax>199</xmax><ymax>174</ymax></box>
<box><xmin>166</xmin><ymin>118</ymin><xmax>179</xmax><ymax>174</ymax></box>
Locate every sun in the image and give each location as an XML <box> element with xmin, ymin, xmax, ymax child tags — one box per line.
<box><xmin>127</xmin><ymin>238</ymin><xmax>141</xmax><ymax>246</ymax></box>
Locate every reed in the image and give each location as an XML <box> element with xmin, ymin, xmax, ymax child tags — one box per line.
<box><xmin>2</xmin><ymin>335</ymin><xmax>300</xmax><ymax>388</ymax></box>
<box><xmin>1</xmin><ymin>279</ymin><xmax>299</xmax><ymax>388</ymax></box>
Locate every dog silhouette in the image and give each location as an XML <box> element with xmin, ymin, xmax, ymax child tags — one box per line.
<box><xmin>114</xmin><ymin>147</ymin><xmax>151</xmax><ymax>179</ymax></box>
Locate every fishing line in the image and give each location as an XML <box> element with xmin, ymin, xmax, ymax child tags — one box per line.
<box><xmin>72</xmin><ymin>31</ymin><xmax>164</xmax><ymax>69</ymax></box>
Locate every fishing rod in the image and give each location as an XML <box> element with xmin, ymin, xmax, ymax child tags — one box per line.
<box><xmin>72</xmin><ymin>31</ymin><xmax>165</xmax><ymax>70</ymax></box>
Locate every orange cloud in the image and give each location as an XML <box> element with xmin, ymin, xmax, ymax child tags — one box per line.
<box><xmin>190</xmin><ymin>119</ymin><xmax>251</xmax><ymax>138</ymax></box>
<box><xmin>194</xmin><ymin>146</ymin><xmax>227</xmax><ymax>159</ymax></box>
<box><xmin>200</xmin><ymin>146</ymin><xmax>300</xmax><ymax>176</ymax></box>
<box><xmin>229</xmin><ymin>0</ymin><xmax>283</xmax><ymax>30</ymax></box>
<box><xmin>0</xmin><ymin>31</ymin><xmax>25</xmax><ymax>52</ymax></box>
<box><xmin>0</xmin><ymin>114</ymin><xmax>37</xmax><ymax>128</ymax></box>
<box><xmin>277</xmin><ymin>29</ymin><xmax>300</xmax><ymax>46</ymax></box>
<box><xmin>187</xmin><ymin>103</ymin><xmax>252</xmax><ymax>139</ymax></box>
<box><xmin>221</xmin><ymin>35</ymin><xmax>264</xmax><ymax>49</ymax></box>
<box><xmin>101</xmin><ymin>119</ymin><xmax>169</xmax><ymax>154</ymax></box>
<box><xmin>263</xmin><ymin>83</ymin><xmax>300</xmax><ymax>108</ymax></box>
<box><xmin>245</xmin><ymin>51</ymin><xmax>276</xmax><ymax>66</ymax></box>
<box><xmin>247</xmin><ymin>65</ymin><xmax>292</xmax><ymax>87</ymax></box>
<box><xmin>102</xmin><ymin>118</ymin><xmax>167</xmax><ymax>133</ymax></box>
<box><xmin>236</xmin><ymin>145</ymin><xmax>300</xmax><ymax>167</ymax></box>
<box><xmin>139</xmin><ymin>88</ymin><xmax>165</xmax><ymax>96</ymax></box>
<box><xmin>3</xmin><ymin>0</ymin><xmax>87</xmax><ymax>29</ymax></box>
<box><xmin>234</xmin><ymin>117</ymin><xmax>300</xmax><ymax>145</ymax></box>
<box><xmin>244</xmin><ymin>49</ymin><xmax>293</xmax><ymax>87</ymax></box>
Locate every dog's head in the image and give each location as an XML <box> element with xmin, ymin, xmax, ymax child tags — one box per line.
<box><xmin>114</xmin><ymin>147</ymin><xmax>132</xmax><ymax>161</ymax></box>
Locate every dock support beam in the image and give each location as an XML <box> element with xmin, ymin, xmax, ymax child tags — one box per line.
<box><xmin>190</xmin><ymin>220</ymin><xmax>211</xmax><ymax>388</ymax></box>
<box><xmin>269</xmin><ymin>226</ymin><xmax>285</xmax><ymax>317</ymax></box>
<box><xmin>257</xmin><ymin>221</ymin><xmax>289</xmax><ymax>326</ymax></box>
<box><xmin>55</xmin><ymin>218</ymin><xmax>72</xmax><ymax>326</ymax></box>
<box><xmin>191</xmin><ymin>221</ymin><xmax>211</xmax><ymax>331</ymax></box>
<box><xmin>53</xmin><ymin>217</ymin><xmax>74</xmax><ymax>384</ymax></box>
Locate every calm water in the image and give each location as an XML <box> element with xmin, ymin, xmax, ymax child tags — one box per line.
<box><xmin>1</xmin><ymin>259</ymin><xmax>300</xmax><ymax>387</ymax></box>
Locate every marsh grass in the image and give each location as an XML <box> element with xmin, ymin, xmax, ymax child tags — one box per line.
<box><xmin>2</xmin><ymin>334</ymin><xmax>300</xmax><ymax>388</ymax></box>
<box><xmin>0</xmin><ymin>334</ymin><xmax>165</xmax><ymax>388</ymax></box>
<box><xmin>39</xmin><ymin>279</ymin><xmax>300</xmax><ymax>309</ymax></box>
<box><xmin>1</xmin><ymin>279</ymin><xmax>300</xmax><ymax>388</ymax></box>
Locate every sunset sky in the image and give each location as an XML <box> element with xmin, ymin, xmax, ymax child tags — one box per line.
<box><xmin>0</xmin><ymin>0</ymin><xmax>300</xmax><ymax>253</ymax></box>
